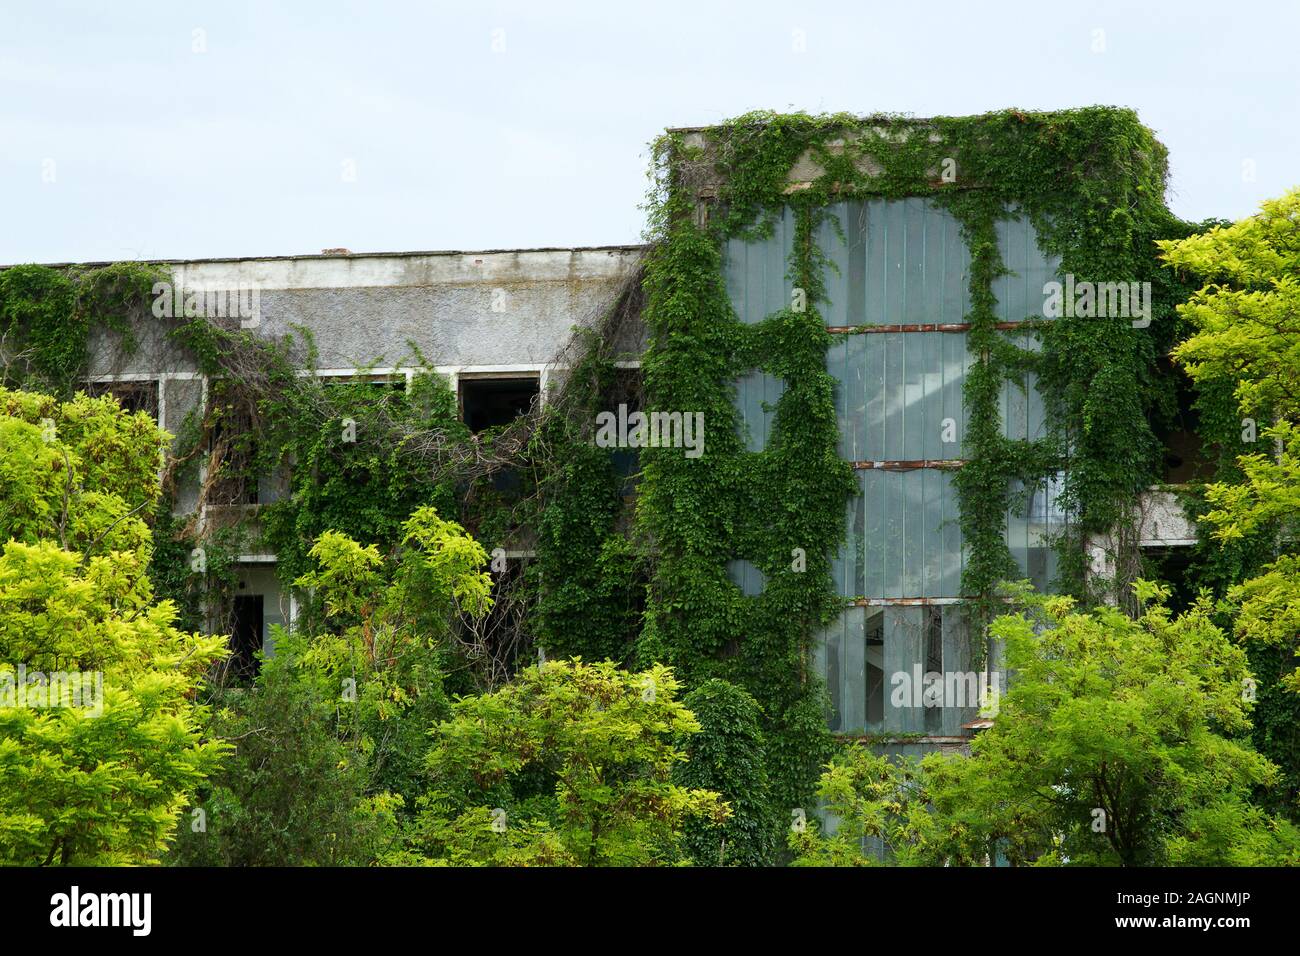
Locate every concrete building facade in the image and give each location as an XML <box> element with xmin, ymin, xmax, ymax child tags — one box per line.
<box><xmin>75</xmin><ymin>245</ymin><xmax>644</xmax><ymax>660</ymax></box>
<box><xmin>16</xmin><ymin>115</ymin><xmax>1201</xmax><ymax>748</ymax></box>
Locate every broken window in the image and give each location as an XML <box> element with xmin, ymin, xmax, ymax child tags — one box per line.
<box><xmin>600</xmin><ymin>366</ymin><xmax>643</xmax><ymax>489</ymax></box>
<box><xmin>864</xmin><ymin>609</ymin><xmax>885</xmax><ymax>729</ymax></box>
<box><xmin>226</xmin><ymin>593</ymin><xmax>264</xmax><ymax>683</ymax></box>
<box><xmin>1029</xmin><ymin>472</ymin><xmax>1068</xmax><ymax>524</ymax></box>
<box><xmin>459</xmin><ymin>374</ymin><xmax>540</xmax><ymax>496</ymax></box>
<box><xmin>821</xmin><ymin>604</ymin><xmax>976</xmax><ymax>736</ymax></box>
<box><xmin>1155</xmin><ymin>360</ymin><xmax>1215</xmax><ymax>483</ymax></box>
<box><xmin>924</xmin><ymin>606</ymin><xmax>944</xmax><ymax>734</ymax></box>
<box><xmin>459</xmin><ymin>374</ymin><xmax>539</xmax><ymax>433</ymax></box>
<box><xmin>86</xmin><ymin>380</ymin><xmax>159</xmax><ymax>421</ymax></box>
<box><xmin>209</xmin><ymin>405</ymin><xmax>259</xmax><ymax>506</ymax></box>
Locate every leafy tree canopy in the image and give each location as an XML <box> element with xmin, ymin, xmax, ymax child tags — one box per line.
<box><xmin>0</xmin><ymin>388</ymin><xmax>225</xmax><ymax>864</ymax></box>
<box><xmin>794</xmin><ymin>584</ymin><xmax>1299</xmax><ymax>866</ymax></box>
<box><xmin>390</xmin><ymin>658</ymin><xmax>730</xmax><ymax>866</ymax></box>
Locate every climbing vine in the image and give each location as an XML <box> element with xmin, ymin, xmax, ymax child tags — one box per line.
<box><xmin>0</xmin><ymin>106</ymin><xmax>1245</xmax><ymax>859</ymax></box>
<box><xmin>0</xmin><ymin>261</ymin><xmax>164</xmax><ymax>396</ymax></box>
<box><xmin>632</xmin><ymin>107</ymin><xmax>1204</xmax><ymax>831</ymax></box>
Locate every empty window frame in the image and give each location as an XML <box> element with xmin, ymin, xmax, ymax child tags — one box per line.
<box><xmin>86</xmin><ymin>379</ymin><xmax>159</xmax><ymax>421</ymax></box>
<box><xmin>218</xmin><ymin>565</ymin><xmax>288</xmax><ymax>683</ymax></box>
<box><xmin>318</xmin><ymin>372</ymin><xmax>408</xmax><ymax>394</ymax></box>
<box><xmin>226</xmin><ymin>593</ymin><xmax>264</xmax><ymax>683</ymax></box>
<box><xmin>1142</xmin><ymin>546</ymin><xmax>1198</xmax><ymax>616</ymax></box>
<box><xmin>208</xmin><ymin>404</ymin><xmax>260</xmax><ymax>507</ymax></box>
<box><xmin>600</xmin><ymin>365</ymin><xmax>643</xmax><ymax>487</ymax></box>
<box><xmin>458</xmin><ymin>373</ymin><xmax>540</xmax><ymax>433</ymax></box>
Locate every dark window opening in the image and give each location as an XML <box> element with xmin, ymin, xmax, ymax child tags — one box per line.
<box><xmin>459</xmin><ymin>375</ymin><xmax>539</xmax><ymax>433</ymax></box>
<box><xmin>600</xmin><ymin>366</ymin><xmax>643</xmax><ymax>489</ymax></box>
<box><xmin>924</xmin><ymin>606</ymin><xmax>944</xmax><ymax>733</ymax></box>
<box><xmin>1155</xmin><ymin>361</ymin><xmax>1215</xmax><ymax>484</ymax></box>
<box><xmin>865</xmin><ymin>610</ymin><xmax>885</xmax><ymax>729</ymax></box>
<box><xmin>460</xmin><ymin>376</ymin><xmax>539</xmax><ymax>495</ymax></box>
<box><xmin>1143</xmin><ymin>546</ymin><xmax>1198</xmax><ymax>616</ymax></box>
<box><xmin>87</xmin><ymin>380</ymin><xmax>159</xmax><ymax>421</ymax></box>
<box><xmin>460</xmin><ymin>557</ymin><xmax>532</xmax><ymax>684</ymax></box>
<box><xmin>600</xmin><ymin>366</ymin><xmax>643</xmax><ymax>415</ymax></box>
<box><xmin>210</xmin><ymin>407</ymin><xmax>259</xmax><ymax>506</ymax></box>
<box><xmin>227</xmin><ymin>594</ymin><xmax>264</xmax><ymax>683</ymax></box>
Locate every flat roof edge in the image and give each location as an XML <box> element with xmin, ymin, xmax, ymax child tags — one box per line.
<box><xmin>0</xmin><ymin>243</ymin><xmax>648</xmax><ymax>272</ymax></box>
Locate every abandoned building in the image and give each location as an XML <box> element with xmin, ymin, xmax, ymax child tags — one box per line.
<box><xmin>77</xmin><ymin>244</ymin><xmax>644</xmax><ymax>680</ymax></box>
<box><xmin>11</xmin><ymin>108</ymin><xmax>1207</xmax><ymax>759</ymax></box>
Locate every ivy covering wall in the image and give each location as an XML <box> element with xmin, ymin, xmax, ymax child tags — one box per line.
<box><xmin>622</xmin><ymin>107</ymin><xmax>1209</xmax><ymax>834</ymax></box>
<box><xmin>0</xmin><ymin>105</ymin><xmax>1270</xmax><ymax>864</ymax></box>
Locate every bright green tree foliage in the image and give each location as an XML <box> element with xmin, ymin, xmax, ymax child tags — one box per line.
<box><xmin>795</xmin><ymin>585</ymin><xmax>1298</xmax><ymax>866</ymax></box>
<box><xmin>1161</xmin><ymin>190</ymin><xmax>1300</xmax><ymax>808</ymax></box>
<box><xmin>391</xmin><ymin>659</ymin><xmax>730</xmax><ymax>866</ymax></box>
<box><xmin>171</xmin><ymin>506</ymin><xmax>493</xmax><ymax>864</ymax></box>
<box><xmin>293</xmin><ymin>508</ymin><xmax>494</xmax><ymax>804</ymax></box>
<box><xmin>950</xmin><ymin>585</ymin><xmax>1291</xmax><ymax>865</ymax></box>
<box><xmin>789</xmin><ymin>745</ymin><xmax>945</xmax><ymax>867</ymax></box>
<box><xmin>0</xmin><ymin>387</ymin><xmax>162</xmax><ymax>554</ymax></box>
<box><xmin>0</xmin><ymin>388</ymin><xmax>226</xmax><ymax>864</ymax></box>
<box><xmin>1161</xmin><ymin>190</ymin><xmax>1300</xmax><ymax>419</ymax></box>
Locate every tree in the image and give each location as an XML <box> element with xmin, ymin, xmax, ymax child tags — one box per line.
<box><xmin>1160</xmin><ymin>189</ymin><xmax>1300</xmax><ymax>421</ymax></box>
<box><xmin>166</xmin><ymin>628</ymin><xmax>400</xmax><ymax>866</ymax></box>
<box><xmin>390</xmin><ymin>658</ymin><xmax>730</xmax><ymax>866</ymax></box>
<box><xmin>789</xmin><ymin>745</ymin><xmax>946</xmax><ymax>867</ymax></box>
<box><xmin>954</xmin><ymin>585</ymin><xmax>1291</xmax><ymax>865</ymax></box>
<box><xmin>171</xmin><ymin>506</ymin><xmax>494</xmax><ymax>865</ymax></box>
<box><xmin>292</xmin><ymin>507</ymin><xmax>494</xmax><ymax>805</ymax></box>
<box><xmin>0</xmin><ymin>387</ymin><xmax>161</xmax><ymax>553</ymax></box>
<box><xmin>1160</xmin><ymin>190</ymin><xmax>1300</xmax><ymax>816</ymax></box>
<box><xmin>0</xmin><ymin>387</ymin><xmax>226</xmax><ymax>864</ymax></box>
<box><xmin>793</xmin><ymin>585</ymin><xmax>1297</xmax><ymax>866</ymax></box>
<box><xmin>676</xmin><ymin>679</ymin><xmax>779</xmax><ymax>866</ymax></box>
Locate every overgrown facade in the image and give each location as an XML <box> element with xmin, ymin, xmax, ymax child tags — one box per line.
<box><xmin>3</xmin><ymin>107</ymin><xmax>1247</xmax><ymax>843</ymax></box>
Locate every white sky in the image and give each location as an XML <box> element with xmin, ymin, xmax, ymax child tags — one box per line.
<box><xmin>2</xmin><ymin>0</ymin><xmax>1296</xmax><ymax>263</ymax></box>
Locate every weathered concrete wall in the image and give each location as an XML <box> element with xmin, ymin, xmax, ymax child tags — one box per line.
<box><xmin>76</xmin><ymin>244</ymin><xmax>647</xmax><ymax>554</ymax></box>
<box><xmin>1087</xmin><ymin>487</ymin><xmax>1199</xmax><ymax>582</ymax></box>
<box><xmin>86</xmin><ymin>246</ymin><xmax>645</xmax><ymax>377</ymax></box>
<box><xmin>71</xmin><ymin>245</ymin><xmax>647</xmax><ymax>649</ymax></box>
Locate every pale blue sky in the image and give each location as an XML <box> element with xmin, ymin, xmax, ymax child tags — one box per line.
<box><xmin>2</xmin><ymin>0</ymin><xmax>1295</xmax><ymax>263</ymax></box>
